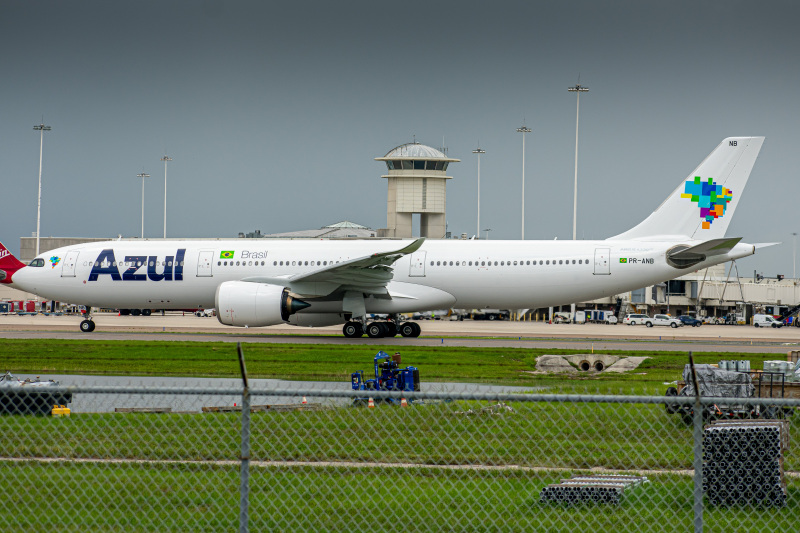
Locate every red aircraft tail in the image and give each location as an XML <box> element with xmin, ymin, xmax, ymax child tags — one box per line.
<box><xmin>0</xmin><ymin>241</ymin><xmax>25</xmax><ymax>284</ymax></box>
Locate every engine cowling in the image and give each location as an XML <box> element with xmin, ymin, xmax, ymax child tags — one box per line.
<box><xmin>215</xmin><ymin>281</ymin><xmax>309</xmax><ymax>327</ymax></box>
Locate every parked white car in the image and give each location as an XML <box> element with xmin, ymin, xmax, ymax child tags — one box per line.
<box><xmin>623</xmin><ymin>313</ymin><xmax>649</xmax><ymax>325</ymax></box>
<box><xmin>645</xmin><ymin>314</ymin><xmax>683</xmax><ymax>328</ymax></box>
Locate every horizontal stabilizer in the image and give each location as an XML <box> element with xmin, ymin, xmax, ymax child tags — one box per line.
<box><xmin>753</xmin><ymin>242</ymin><xmax>780</xmax><ymax>250</ymax></box>
<box><xmin>668</xmin><ymin>237</ymin><xmax>742</xmax><ymax>261</ymax></box>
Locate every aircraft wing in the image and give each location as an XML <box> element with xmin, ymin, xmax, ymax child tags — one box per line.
<box><xmin>241</xmin><ymin>238</ymin><xmax>425</xmax><ymax>297</ymax></box>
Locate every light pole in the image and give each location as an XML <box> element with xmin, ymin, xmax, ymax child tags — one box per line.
<box><xmin>484</xmin><ymin>228</ymin><xmax>491</xmax><ymax>240</ymax></box>
<box><xmin>472</xmin><ymin>147</ymin><xmax>485</xmax><ymax>238</ymax></box>
<box><xmin>137</xmin><ymin>172</ymin><xmax>150</xmax><ymax>238</ymax></box>
<box><xmin>568</xmin><ymin>83</ymin><xmax>589</xmax><ymax>241</ymax></box>
<box><xmin>516</xmin><ymin>126</ymin><xmax>531</xmax><ymax>240</ymax></box>
<box><xmin>33</xmin><ymin>122</ymin><xmax>52</xmax><ymax>257</ymax></box>
<box><xmin>160</xmin><ymin>155</ymin><xmax>172</xmax><ymax>238</ymax></box>
<box><xmin>793</xmin><ymin>232</ymin><xmax>797</xmax><ymax>279</ymax></box>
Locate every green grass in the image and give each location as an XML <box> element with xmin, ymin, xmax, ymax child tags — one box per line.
<box><xmin>1</xmin><ymin>461</ymin><xmax>796</xmax><ymax>532</ymax></box>
<box><xmin>1</xmin><ymin>339</ymin><xmax>798</xmax><ymax>530</ymax></box>
<box><xmin>1</xmin><ymin>402</ymin><xmax>797</xmax><ymax>471</ymax></box>
<box><xmin>0</xmin><ymin>338</ymin><xmax>789</xmax><ymax>395</ymax></box>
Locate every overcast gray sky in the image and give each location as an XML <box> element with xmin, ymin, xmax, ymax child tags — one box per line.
<box><xmin>2</xmin><ymin>0</ymin><xmax>798</xmax><ymax>276</ymax></box>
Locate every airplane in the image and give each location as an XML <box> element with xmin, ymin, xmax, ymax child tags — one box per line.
<box><xmin>0</xmin><ymin>136</ymin><xmax>765</xmax><ymax>338</ymax></box>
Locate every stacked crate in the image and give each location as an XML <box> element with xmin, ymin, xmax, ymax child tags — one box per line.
<box><xmin>702</xmin><ymin>420</ymin><xmax>789</xmax><ymax>507</ymax></box>
<box><xmin>540</xmin><ymin>475</ymin><xmax>648</xmax><ymax>505</ymax></box>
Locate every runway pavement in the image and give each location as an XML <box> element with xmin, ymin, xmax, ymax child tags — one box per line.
<box><xmin>1</xmin><ymin>312</ymin><xmax>799</xmax><ymax>353</ymax></box>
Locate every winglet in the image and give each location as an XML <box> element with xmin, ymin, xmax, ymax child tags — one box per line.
<box><xmin>0</xmin><ymin>241</ymin><xmax>26</xmax><ymax>284</ymax></box>
<box><xmin>372</xmin><ymin>237</ymin><xmax>425</xmax><ymax>258</ymax></box>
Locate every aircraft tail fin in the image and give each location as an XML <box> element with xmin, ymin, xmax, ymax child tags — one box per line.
<box><xmin>610</xmin><ymin>137</ymin><xmax>764</xmax><ymax>241</ymax></box>
<box><xmin>0</xmin><ymin>241</ymin><xmax>26</xmax><ymax>284</ymax></box>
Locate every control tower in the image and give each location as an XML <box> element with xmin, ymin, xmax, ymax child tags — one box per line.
<box><xmin>375</xmin><ymin>142</ymin><xmax>460</xmax><ymax>238</ymax></box>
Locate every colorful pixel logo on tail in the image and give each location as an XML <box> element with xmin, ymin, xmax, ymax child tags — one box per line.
<box><xmin>681</xmin><ymin>176</ymin><xmax>732</xmax><ymax>230</ymax></box>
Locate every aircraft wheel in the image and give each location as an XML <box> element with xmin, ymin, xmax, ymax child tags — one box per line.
<box><xmin>131</xmin><ymin>309</ymin><xmax>141</xmax><ymax>316</ymax></box>
<box><xmin>399</xmin><ymin>322</ymin><xmax>416</xmax><ymax>337</ymax></box>
<box><xmin>343</xmin><ymin>322</ymin><xmax>363</xmax><ymax>338</ymax></box>
<box><xmin>142</xmin><ymin>309</ymin><xmax>152</xmax><ymax>317</ymax></box>
<box><xmin>411</xmin><ymin>322</ymin><xmax>422</xmax><ymax>337</ymax></box>
<box><xmin>384</xmin><ymin>322</ymin><xmax>397</xmax><ymax>337</ymax></box>
<box><xmin>80</xmin><ymin>319</ymin><xmax>95</xmax><ymax>333</ymax></box>
<box><xmin>366</xmin><ymin>322</ymin><xmax>386</xmax><ymax>338</ymax></box>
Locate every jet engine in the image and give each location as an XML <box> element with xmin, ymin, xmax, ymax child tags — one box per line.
<box><xmin>215</xmin><ymin>281</ymin><xmax>309</xmax><ymax>327</ymax></box>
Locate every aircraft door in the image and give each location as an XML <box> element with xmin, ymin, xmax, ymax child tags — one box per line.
<box><xmin>409</xmin><ymin>251</ymin><xmax>427</xmax><ymax>277</ymax></box>
<box><xmin>197</xmin><ymin>250</ymin><xmax>214</xmax><ymax>277</ymax></box>
<box><xmin>61</xmin><ymin>251</ymin><xmax>80</xmax><ymax>278</ymax></box>
<box><xmin>593</xmin><ymin>248</ymin><xmax>610</xmax><ymax>275</ymax></box>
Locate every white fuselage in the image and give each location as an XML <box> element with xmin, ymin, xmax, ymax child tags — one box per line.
<box><xmin>12</xmin><ymin>238</ymin><xmax>754</xmax><ymax>314</ymax></box>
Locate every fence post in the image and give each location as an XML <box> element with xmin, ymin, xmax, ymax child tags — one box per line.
<box><xmin>238</xmin><ymin>343</ymin><xmax>250</xmax><ymax>533</ymax></box>
<box><xmin>689</xmin><ymin>352</ymin><xmax>703</xmax><ymax>533</ymax></box>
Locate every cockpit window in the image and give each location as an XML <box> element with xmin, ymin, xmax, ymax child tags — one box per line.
<box><xmin>28</xmin><ymin>258</ymin><xmax>45</xmax><ymax>267</ymax></box>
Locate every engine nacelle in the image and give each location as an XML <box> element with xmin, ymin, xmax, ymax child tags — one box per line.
<box><xmin>215</xmin><ymin>281</ymin><xmax>309</xmax><ymax>327</ymax></box>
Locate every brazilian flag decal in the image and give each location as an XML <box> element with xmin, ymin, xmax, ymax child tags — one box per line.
<box><xmin>220</xmin><ymin>251</ymin><xmax>234</xmax><ymax>259</ymax></box>
<box><xmin>619</xmin><ymin>258</ymin><xmax>627</xmax><ymax>263</ymax></box>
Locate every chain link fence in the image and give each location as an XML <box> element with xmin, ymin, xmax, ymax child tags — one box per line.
<box><xmin>1</xmin><ymin>379</ymin><xmax>798</xmax><ymax>532</ymax></box>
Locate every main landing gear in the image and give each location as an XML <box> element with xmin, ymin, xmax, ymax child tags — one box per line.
<box><xmin>342</xmin><ymin>319</ymin><xmax>421</xmax><ymax>338</ymax></box>
<box><xmin>79</xmin><ymin>306</ymin><xmax>95</xmax><ymax>333</ymax></box>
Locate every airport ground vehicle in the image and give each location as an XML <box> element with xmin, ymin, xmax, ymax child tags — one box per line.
<box><xmin>665</xmin><ymin>363</ymin><xmax>797</xmax><ymax>423</ymax></box>
<box><xmin>553</xmin><ymin>312</ymin><xmax>571</xmax><ymax>324</ymax></box>
<box><xmin>119</xmin><ymin>309</ymin><xmax>152</xmax><ymax>316</ymax></box>
<box><xmin>754</xmin><ymin>314</ymin><xmax>783</xmax><ymax>328</ymax></box>
<box><xmin>471</xmin><ymin>309</ymin><xmax>510</xmax><ymax>321</ymax></box>
<box><xmin>350</xmin><ymin>351</ymin><xmax>419</xmax><ymax>406</ymax></box>
<box><xmin>623</xmin><ymin>313</ymin><xmax>649</xmax><ymax>325</ymax></box>
<box><xmin>678</xmin><ymin>315</ymin><xmax>702</xmax><ymax>327</ymax></box>
<box><xmin>645</xmin><ymin>314</ymin><xmax>682</xmax><ymax>328</ymax></box>
<box><xmin>194</xmin><ymin>308</ymin><xmax>216</xmax><ymax>317</ymax></box>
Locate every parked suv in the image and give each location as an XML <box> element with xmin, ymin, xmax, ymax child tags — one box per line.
<box><xmin>645</xmin><ymin>314</ymin><xmax>683</xmax><ymax>328</ymax></box>
<box><xmin>623</xmin><ymin>313</ymin><xmax>649</xmax><ymax>325</ymax></box>
<box><xmin>678</xmin><ymin>315</ymin><xmax>702</xmax><ymax>327</ymax></box>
